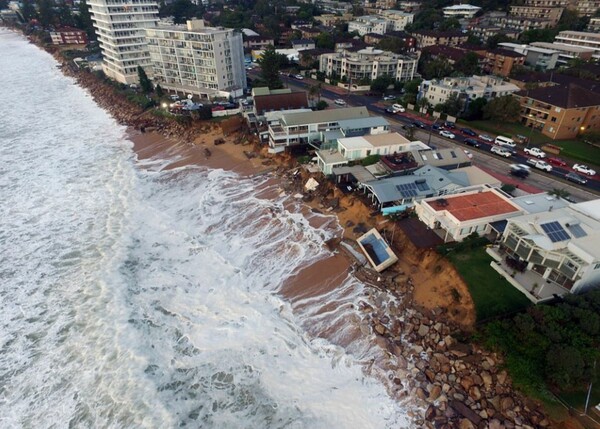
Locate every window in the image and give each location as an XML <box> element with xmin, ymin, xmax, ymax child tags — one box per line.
<box><xmin>550</xmin><ymin>117</ymin><xmax>557</xmax><ymax>122</ymax></box>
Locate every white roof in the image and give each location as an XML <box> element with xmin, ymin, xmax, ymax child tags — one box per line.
<box><xmin>444</xmin><ymin>4</ymin><xmax>481</xmax><ymax>10</ymax></box>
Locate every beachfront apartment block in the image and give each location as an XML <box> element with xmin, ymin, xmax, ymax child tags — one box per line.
<box><xmin>555</xmin><ymin>31</ymin><xmax>600</xmax><ymax>61</ymax></box>
<box><xmin>490</xmin><ymin>199</ymin><xmax>600</xmax><ymax>303</ymax></box>
<box><xmin>319</xmin><ymin>48</ymin><xmax>418</xmax><ymax>82</ymax></box>
<box><xmin>145</xmin><ymin>20</ymin><xmax>246</xmax><ymax>99</ymax></box>
<box><xmin>267</xmin><ymin>107</ymin><xmax>388</xmax><ymax>153</ymax></box>
<box><xmin>418</xmin><ymin>76</ymin><xmax>520</xmax><ymax>109</ymax></box>
<box><xmin>88</xmin><ymin>0</ymin><xmax>159</xmax><ymax>84</ymax></box>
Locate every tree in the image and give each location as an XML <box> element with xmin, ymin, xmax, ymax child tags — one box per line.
<box><xmin>315</xmin><ymin>32</ymin><xmax>334</xmax><ymax>49</ymax></box>
<box><xmin>316</xmin><ymin>100</ymin><xmax>328</xmax><ymax>110</ymax></box>
<box><xmin>21</xmin><ymin>0</ymin><xmax>37</xmax><ymax>21</ymax></box>
<box><xmin>546</xmin><ymin>346</ymin><xmax>585</xmax><ymax>387</ymax></box>
<box><xmin>417</xmin><ymin>97</ymin><xmax>431</xmax><ymax>111</ymax></box>
<box><xmin>76</xmin><ymin>0</ymin><xmax>95</xmax><ymax>40</ymax></box>
<box><xmin>466</xmin><ymin>34</ymin><xmax>483</xmax><ymax>46</ymax></box>
<box><xmin>36</xmin><ymin>0</ymin><xmax>55</xmax><ymax>28</ymax></box>
<box><xmin>308</xmin><ymin>83</ymin><xmax>322</xmax><ymax>105</ymax></box>
<box><xmin>378</xmin><ymin>37</ymin><xmax>408</xmax><ymax>54</ymax></box>
<box><xmin>257</xmin><ymin>45</ymin><xmax>285</xmax><ymax>89</ymax></box>
<box><xmin>423</xmin><ymin>58</ymin><xmax>453</xmax><ymax>79</ymax></box>
<box><xmin>439</xmin><ymin>93</ymin><xmax>464</xmax><ymax>116</ymax></box>
<box><xmin>438</xmin><ymin>17</ymin><xmax>461</xmax><ymax>31</ymax></box>
<box><xmin>57</xmin><ymin>1</ymin><xmax>76</xmax><ymax>27</ymax></box>
<box><xmin>155</xmin><ymin>83</ymin><xmax>164</xmax><ymax>98</ymax></box>
<box><xmin>483</xmin><ymin>95</ymin><xmax>521</xmax><ymax>122</ymax></box>
<box><xmin>547</xmin><ymin>188</ymin><xmax>570</xmax><ymax>200</ymax></box>
<box><xmin>487</xmin><ymin>34</ymin><xmax>515</xmax><ymax>49</ymax></box>
<box><xmin>137</xmin><ymin>66</ymin><xmax>153</xmax><ymax>93</ymax></box>
<box><xmin>370</xmin><ymin>75</ymin><xmax>395</xmax><ymax>93</ymax></box>
<box><xmin>519</xmin><ymin>28</ymin><xmax>557</xmax><ymax>44</ymax></box>
<box><xmin>455</xmin><ymin>52</ymin><xmax>481</xmax><ymax>76</ymax></box>
<box><xmin>464</xmin><ymin>97</ymin><xmax>487</xmax><ymax>120</ymax></box>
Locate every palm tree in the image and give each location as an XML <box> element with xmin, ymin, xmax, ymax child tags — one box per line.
<box><xmin>308</xmin><ymin>83</ymin><xmax>322</xmax><ymax>107</ymax></box>
<box><xmin>548</xmin><ymin>188</ymin><xmax>570</xmax><ymax>200</ymax></box>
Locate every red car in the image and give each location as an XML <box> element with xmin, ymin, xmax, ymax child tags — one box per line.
<box><xmin>547</xmin><ymin>157</ymin><xmax>568</xmax><ymax>167</ymax></box>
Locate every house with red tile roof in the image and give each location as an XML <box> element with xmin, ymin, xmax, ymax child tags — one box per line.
<box><xmin>414</xmin><ymin>188</ymin><xmax>525</xmax><ymax>242</ymax></box>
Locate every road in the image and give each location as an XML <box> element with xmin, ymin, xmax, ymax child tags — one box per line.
<box><xmin>247</xmin><ymin>69</ymin><xmax>599</xmax><ymax>201</ymax></box>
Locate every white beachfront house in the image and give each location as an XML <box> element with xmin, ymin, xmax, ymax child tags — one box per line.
<box><xmin>268</xmin><ymin>107</ymin><xmax>389</xmax><ymax>153</ymax></box>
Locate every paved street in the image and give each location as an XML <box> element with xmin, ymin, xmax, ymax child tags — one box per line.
<box><xmin>247</xmin><ymin>69</ymin><xmax>599</xmax><ymax>201</ymax></box>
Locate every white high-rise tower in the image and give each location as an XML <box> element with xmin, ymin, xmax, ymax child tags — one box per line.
<box><xmin>88</xmin><ymin>0</ymin><xmax>159</xmax><ymax>84</ymax></box>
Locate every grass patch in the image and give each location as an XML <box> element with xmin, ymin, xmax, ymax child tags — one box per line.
<box><xmin>458</xmin><ymin>119</ymin><xmax>600</xmax><ymax>167</ymax></box>
<box><xmin>446</xmin><ymin>246</ymin><xmax>531</xmax><ymax>321</ymax></box>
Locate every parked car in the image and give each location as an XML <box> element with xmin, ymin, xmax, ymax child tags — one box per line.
<box><xmin>294</xmin><ymin>74</ymin><xmax>304</xmax><ymax>79</ymax></box>
<box><xmin>439</xmin><ymin>130</ymin><xmax>456</xmax><ymax>139</ymax></box>
<box><xmin>565</xmin><ymin>172</ymin><xmax>588</xmax><ymax>185</ymax></box>
<box><xmin>431</xmin><ymin>123</ymin><xmax>442</xmax><ymax>130</ymax></box>
<box><xmin>334</xmin><ymin>98</ymin><xmax>346</xmax><ymax>105</ymax></box>
<box><xmin>169</xmin><ymin>94</ymin><xmax>180</xmax><ymax>101</ymax></box>
<box><xmin>392</xmin><ymin>103</ymin><xmax>405</xmax><ymax>113</ymax></box>
<box><xmin>491</xmin><ymin>146</ymin><xmax>512</xmax><ymax>157</ymax></box>
<box><xmin>463</xmin><ymin>138</ymin><xmax>480</xmax><ymax>147</ymax></box>
<box><xmin>573</xmin><ymin>164</ymin><xmax>596</xmax><ymax>176</ymax></box>
<box><xmin>524</xmin><ymin>147</ymin><xmax>547</xmax><ymax>158</ymax></box>
<box><xmin>548</xmin><ymin>157</ymin><xmax>568</xmax><ymax>167</ymax></box>
<box><xmin>443</xmin><ymin>121</ymin><xmax>456</xmax><ymax>129</ymax></box>
<box><xmin>383</xmin><ymin>95</ymin><xmax>395</xmax><ymax>100</ymax></box>
<box><xmin>478</xmin><ymin>134</ymin><xmax>493</xmax><ymax>142</ymax></box>
<box><xmin>463</xmin><ymin>149</ymin><xmax>473</xmax><ymax>159</ymax></box>
<box><xmin>514</xmin><ymin>134</ymin><xmax>529</xmax><ymax>144</ymax></box>
<box><xmin>494</xmin><ymin>136</ymin><xmax>516</xmax><ymax>148</ymax></box>
<box><xmin>526</xmin><ymin>158</ymin><xmax>552</xmax><ymax>172</ymax></box>
<box><xmin>460</xmin><ymin>127</ymin><xmax>477</xmax><ymax>136</ymax></box>
<box><xmin>412</xmin><ymin>120</ymin><xmax>426</xmax><ymax>128</ymax></box>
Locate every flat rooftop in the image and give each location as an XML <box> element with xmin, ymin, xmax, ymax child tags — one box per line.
<box><xmin>429</xmin><ymin>190</ymin><xmax>520</xmax><ymax>221</ymax></box>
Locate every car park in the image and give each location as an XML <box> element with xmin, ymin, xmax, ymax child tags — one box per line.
<box><xmin>463</xmin><ymin>138</ymin><xmax>480</xmax><ymax>147</ymax></box>
<box><xmin>573</xmin><ymin>164</ymin><xmax>596</xmax><ymax>176</ymax></box>
<box><xmin>524</xmin><ymin>147</ymin><xmax>547</xmax><ymax>158</ymax></box>
<box><xmin>460</xmin><ymin>127</ymin><xmax>477</xmax><ymax>136</ymax></box>
<box><xmin>439</xmin><ymin>130</ymin><xmax>456</xmax><ymax>139</ymax></box>
<box><xmin>565</xmin><ymin>172</ymin><xmax>588</xmax><ymax>185</ymax></box>
<box><xmin>548</xmin><ymin>157</ymin><xmax>568</xmax><ymax>167</ymax></box>
<box><xmin>334</xmin><ymin>99</ymin><xmax>346</xmax><ymax>105</ymax></box>
<box><xmin>478</xmin><ymin>134</ymin><xmax>493</xmax><ymax>142</ymax></box>
<box><xmin>491</xmin><ymin>146</ymin><xmax>512</xmax><ymax>157</ymax></box>
<box><xmin>412</xmin><ymin>120</ymin><xmax>426</xmax><ymax>128</ymax></box>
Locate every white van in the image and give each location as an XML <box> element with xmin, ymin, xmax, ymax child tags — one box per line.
<box><xmin>495</xmin><ymin>136</ymin><xmax>516</xmax><ymax>148</ymax></box>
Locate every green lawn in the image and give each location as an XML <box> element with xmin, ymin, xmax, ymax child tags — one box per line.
<box><xmin>447</xmin><ymin>247</ymin><xmax>531</xmax><ymax>322</ymax></box>
<box><xmin>458</xmin><ymin>119</ymin><xmax>600</xmax><ymax>166</ymax></box>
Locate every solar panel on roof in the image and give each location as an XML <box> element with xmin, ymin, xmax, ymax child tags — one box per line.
<box><xmin>415</xmin><ymin>181</ymin><xmax>430</xmax><ymax>191</ymax></box>
<box><xmin>540</xmin><ymin>221</ymin><xmax>570</xmax><ymax>243</ymax></box>
<box><xmin>396</xmin><ymin>183</ymin><xmax>418</xmax><ymax>198</ymax></box>
<box><xmin>567</xmin><ymin>224</ymin><xmax>587</xmax><ymax>238</ymax></box>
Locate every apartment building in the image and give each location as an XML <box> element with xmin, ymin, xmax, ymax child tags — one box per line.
<box><xmin>145</xmin><ymin>20</ymin><xmax>246</xmax><ymax>99</ymax></box>
<box><xmin>523</xmin><ymin>0</ymin><xmax>599</xmax><ymax>16</ymax></box>
<box><xmin>50</xmin><ymin>27</ymin><xmax>88</xmax><ymax>45</ymax></box>
<box><xmin>418</xmin><ymin>76</ymin><xmax>520</xmax><ymax>108</ymax></box>
<box><xmin>442</xmin><ymin>4</ymin><xmax>481</xmax><ymax>18</ymax></box>
<box><xmin>515</xmin><ymin>83</ymin><xmax>600</xmax><ymax>140</ymax></box>
<box><xmin>483</xmin><ymin>48</ymin><xmax>525</xmax><ymax>77</ymax></box>
<box><xmin>315</xmin><ymin>0</ymin><xmax>353</xmax><ymax>14</ymax></box>
<box><xmin>468</xmin><ymin>25</ymin><xmax>519</xmax><ymax>43</ymax></box>
<box><xmin>378</xmin><ymin>9</ymin><xmax>414</xmax><ymax>31</ymax></box>
<box><xmin>363</xmin><ymin>0</ymin><xmax>397</xmax><ymax>9</ymax></box>
<box><xmin>314</xmin><ymin>14</ymin><xmax>348</xmax><ymax>27</ymax></box>
<box><xmin>498</xmin><ymin>42</ymin><xmax>559</xmax><ymax>70</ymax></box>
<box><xmin>531</xmin><ymin>42</ymin><xmax>595</xmax><ymax>66</ymax></box>
<box><xmin>319</xmin><ymin>48</ymin><xmax>418</xmax><ymax>82</ymax></box>
<box><xmin>243</xmin><ymin>35</ymin><xmax>274</xmax><ymax>51</ymax></box>
<box><xmin>88</xmin><ymin>0</ymin><xmax>159</xmax><ymax>84</ymax></box>
<box><xmin>508</xmin><ymin>5</ymin><xmax>563</xmax><ymax>26</ymax></box>
<box><xmin>500</xmin><ymin>15</ymin><xmax>554</xmax><ymax>32</ymax></box>
<box><xmin>348</xmin><ymin>15</ymin><xmax>389</xmax><ymax>36</ymax></box>
<box><xmin>412</xmin><ymin>30</ymin><xmax>469</xmax><ymax>48</ymax></box>
<box><xmin>268</xmin><ymin>107</ymin><xmax>387</xmax><ymax>152</ymax></box>
<box><xmin>492</xmin><ymin>200</ymin><xmax>600</xmax><ymax>302</ymax></box>
<box><xmin>555</xmin><ymin>31</ymin><xmax>600</xmax><ymax>60</ymax></box>
<box><xmin>588</xmin><ymin>17</ymin><xmax>600</xmax><ymax>32</ymax></box>
<box><xmin>398</xmin><ymin>0</ymin><xmax>423</xmax><ymax>12</ymax></box>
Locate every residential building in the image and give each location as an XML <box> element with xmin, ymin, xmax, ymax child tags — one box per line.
<box><xmin>348</xmin><ymin>15</ymin><xmax>389</xmax><ymax>36</ymax></box>
<box><xmin>415</xmin><ymin>188</ymin><xmax>525</xmax><ymax>243</ymax></box>
<box><xmin>555</xmin><ymin>31</ymin><xmax>600</xmax><ymax>60</ymax></box>
<box><xmin>508</xmin><ymin>5</ymin><xmax>563</xmax><ymax>26</ymax></box>
<box><xmin>378</xmin><ymin>9</ymin><xmax>414</xmax><ymax>31</ymax></box>
<box><xmin>412</xmin><ymin>30</ymin><xmax>469</xmax><ymax>48</ymax></box>
<box><xmin>0</xmin><ymin>8</ymin><xmax>19</xmax><ymax>23</ymax></box>
<box><xmin>335</xmin><ymin>39</ymin><xmax>368</xmax><ymax>51</ymax></box>
<box><xmin>491</xmin><ymin>199</ymin><xmax>600</xmax><ymax>302</ymax></box>
<box><xmin>468</xmin><ymin>25</ymin><xmax>519</xmax><ymax>43</ymax></box>
<box><xmin>252</xmin><ymin>89</ymin><xmax>309</xmax><ymax>117</ymax></box>
<box><xmin>442</xmin><ymin>4</ymin><xmax>481</xmax><ymax>18</ymax></box>
<box><xmin>267</xmin><ymin>107</ymin><xmax>386</xmax><ymax>152</ymax></box>
<box><xmin>361</xmin><ymin>165</ymin><xmax>473</xmax><ymax>211</ymax></box>
<box><xmin>530</xmin><ymin>42</ymin><xmax>595</xmax><ymax>66</ymax></box>
<box><xmin>482</xmin><ymin>49</ymin><xmax>526</xmax><ymax>77</ymax></box>
<box><xmin>243</xmin><ymin>35</ymin><xmax>275</xmax><ymax>51</ymax></box>
<box><xmin>422</xmin><ymin>45</ymin><xmax>476</xmax><ymax>65</ymax></box>
<box><xmin>521</xmin><ymin>0</ymin><xmax>599</xmax><ymax>16</ymax></box>
<box><xmin>299</xmin><ymin>27</ymin><xmax>322</xmax><ymax>40</ymax></box>
<box><xmin>291</xmin><ymin>39</ymin><xmax>316</xmax><ymax>51</ymax></box>
<box><xmin>588</xmin><ymin>17</ymin><xmax>600</xmax><ymax>32</ymax></box>
<box><xmin>498</xmin><ymin>42</ymin><xmax>559</xmax><ymax>70</ymax></box>
<box><xmin>316</xmin><ymin>0</ymin><xmax>353</xmax><ymax>14</ymax></box>
<box><xmin>314</xmin><ymin>14</ymin><xmax>347</xmax><ymax>27</ymax></box>
<box><xmin>50</xmin><ymin>27</ymin><xmax>88</xmax><ymax>45</ymax></box>
<box><xmin>499</xmin><ymin>15</ymin><xmax>554</xmax><ymax>32</ymax></box>
<box><xmin>364</xmin><ymin>31</ymin><xmax>417</xmax><ymax>51</ymax></box>
<box><xmin>317</xmin><ymin>132</ymin><xmax>412</xmax><ymax>174</ymax></box>
<box><xmin>363</xmin><ymin>0</ymin><xmax>397</xmax><ymax>10</ymax></box>
<box><xmin>418</xmin><ymin>75</ymin><xmax>520</xmax><ymax>108</ymax></box>
<box><xmin>88</xmin><ymin>0</ymin><xmax>159</xmax><ymax>84</ymax></box>
<box><xmin>320</xmin><ymin>48</ymin><xmax>418</xmax><ymax>82</ymax></box>
<box><xmin>146</xmin><ymin>20</ymin><xmax>246</xmax><ymax>99</ymax></box>
<box><xmin>515</xmin><ymin>83</ymin><xmax>600</xmax><ymax>140</ymax></box>
<box><xmin>397</xmin><ymin>0</ymin><xmax>423</xmax><ymax>13</ymax></box>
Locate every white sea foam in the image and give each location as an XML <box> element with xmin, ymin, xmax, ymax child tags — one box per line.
<box><xmin>0</xmin><ymin>28</ymin><xmax>412</xmax><ymax>428</ymax></box>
